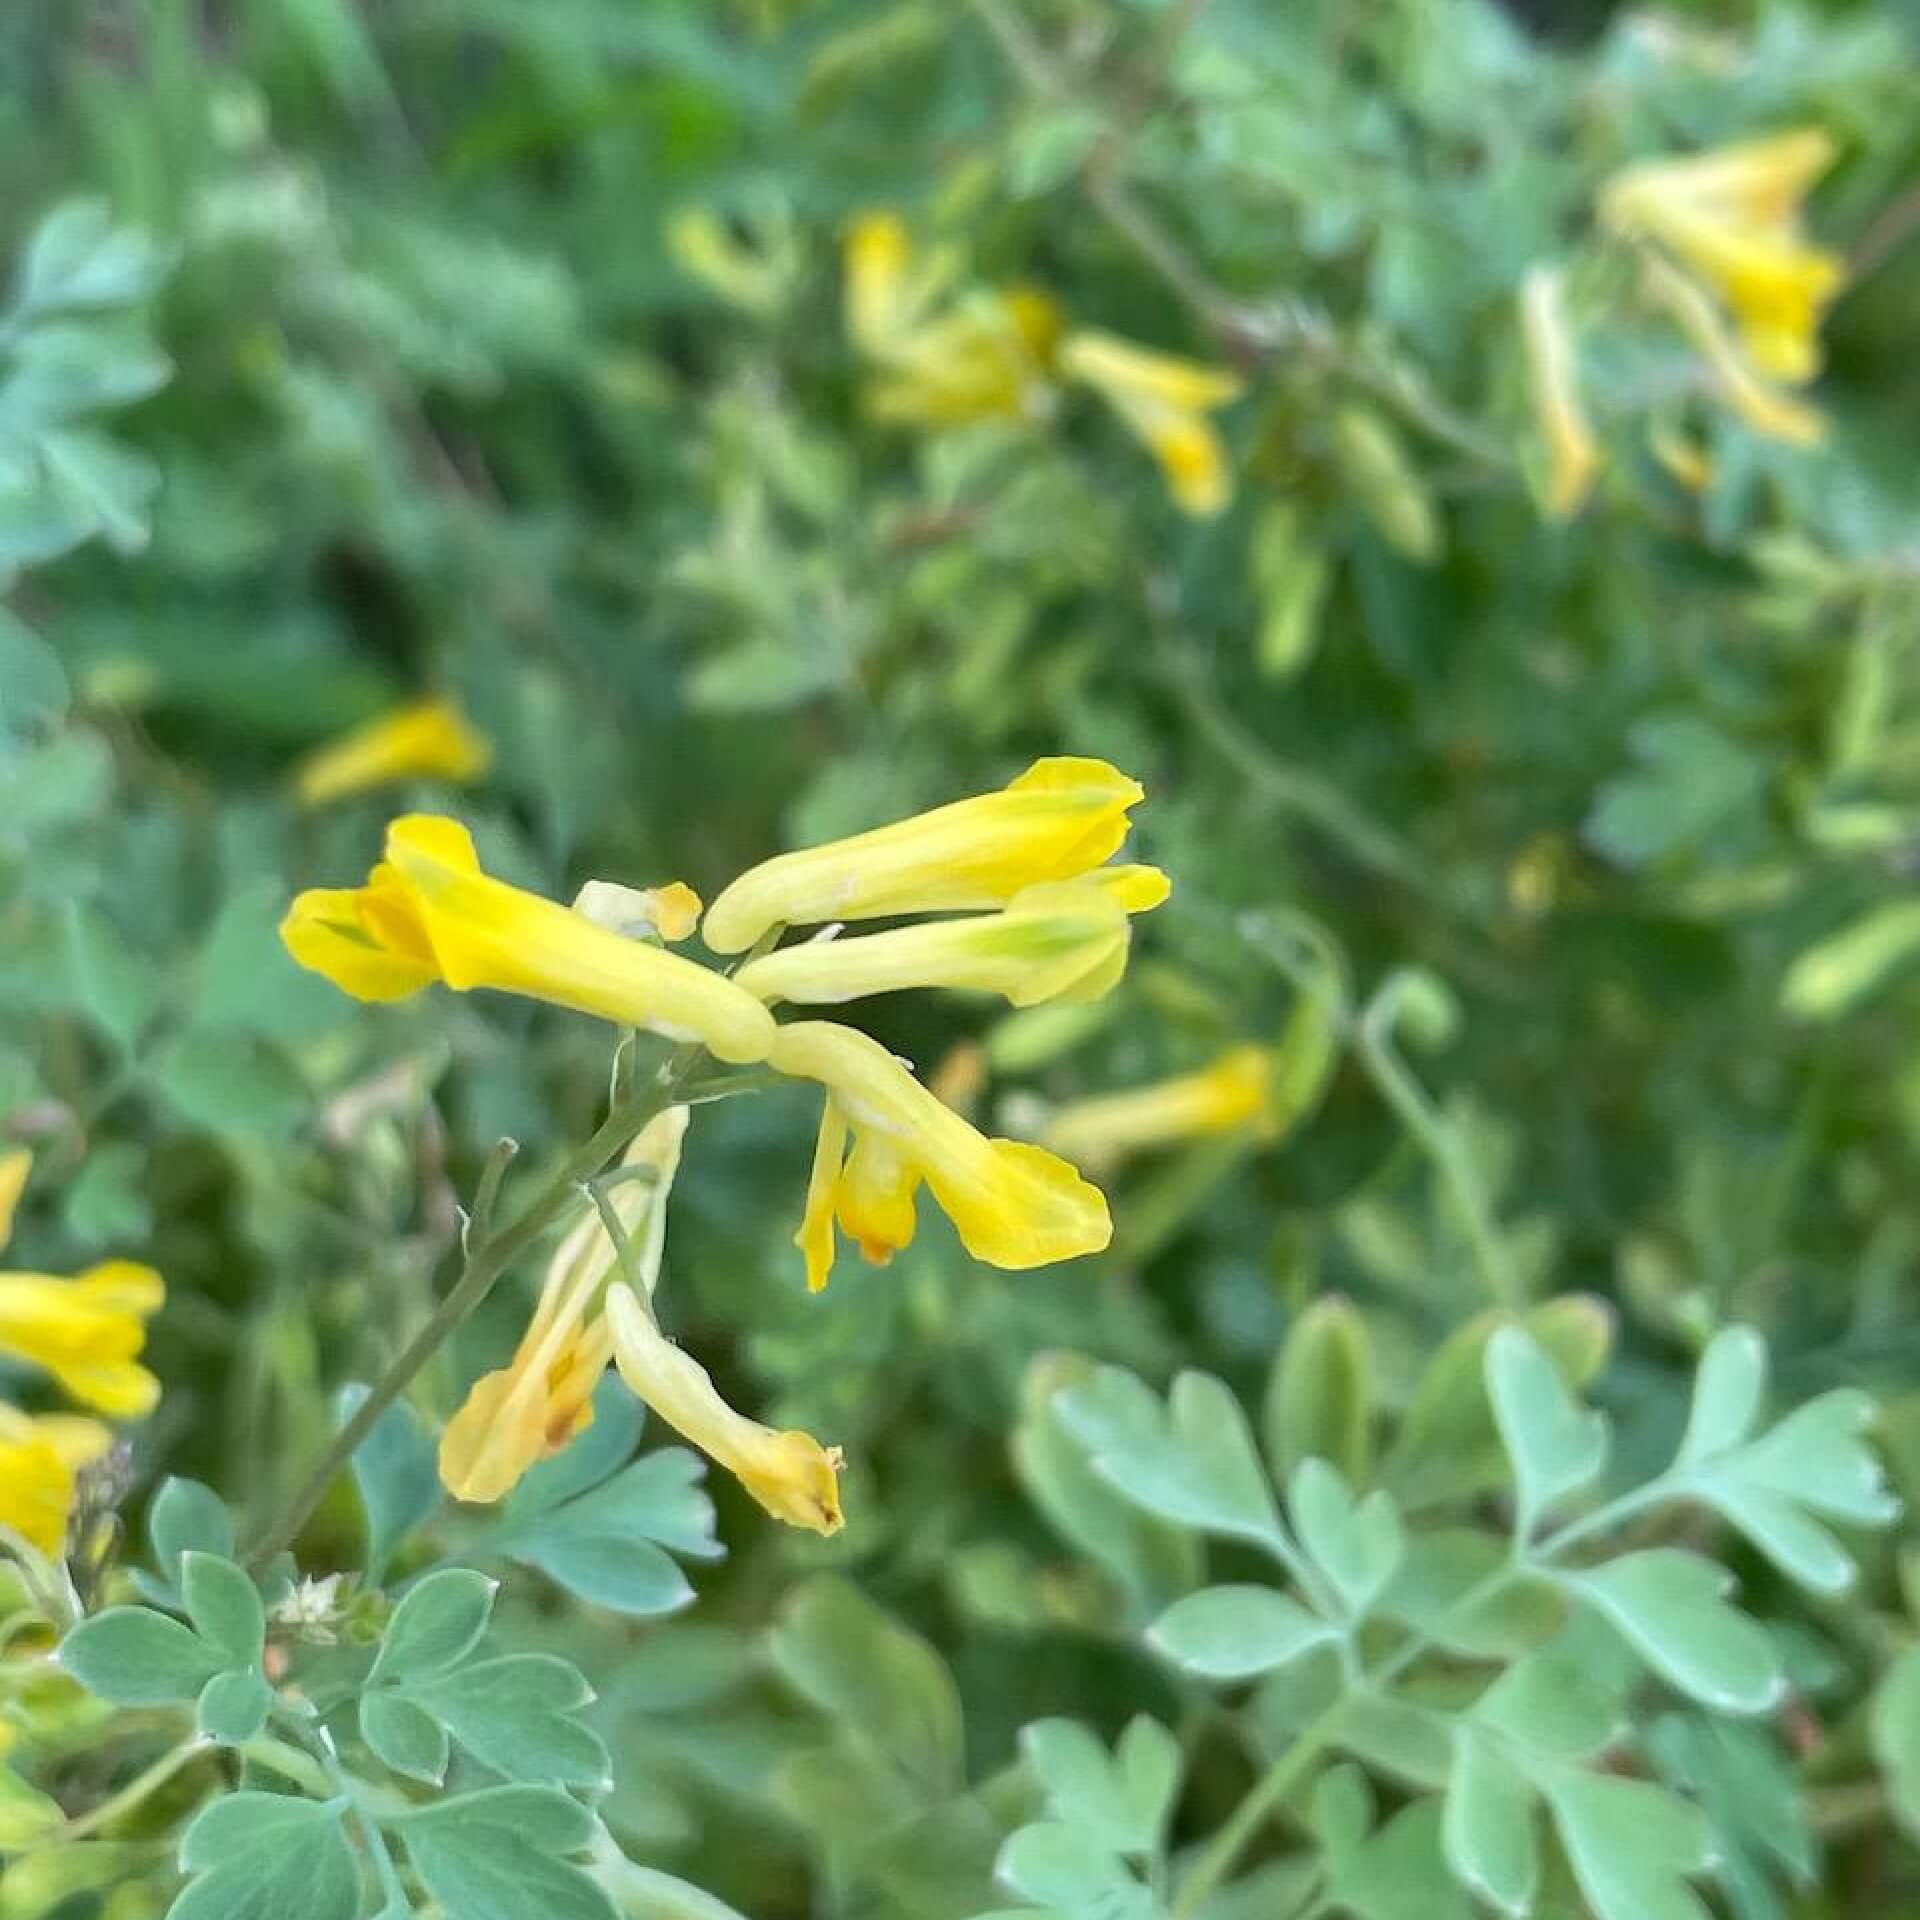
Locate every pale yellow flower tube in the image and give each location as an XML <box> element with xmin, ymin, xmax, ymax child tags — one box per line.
<box><xmin>293</xmin><ymin>697</ymin><xmax>492</xmax><ymax>808</ymax></box>
<box><xmin>0</xmin><ymin>1408</ymin><xmax>111</xmax><ymax>1556</ymax></box>
<box><xmin>281</xmin><ymin>815</ymin><xmax>777</xmax><ymax>1063</ymax></box>
<box><xmin>439</xmin><ymin>1109</ymin><xmax>689</xmax><ymax>1504</ymax></box>
<box><xmin>0</xmin><ymin>1261</ymin><xmax>165</xmax><ymax>1417</ymax></box>
<box><xmin>1043</xmin><ymin>1045</ymin><xmax>1275</xmax><ymax>1171</ymax></box>
<box><xmin>0</xmin><ymin>1148</ymin><xmax>29</xmax><ymax>1250</ymax></box>
<box><xmin>605</xmin><ymin>1284</ymin><xmax>843</xmax><ymax>1535</ymax></box>
<box><xmin>1520</xmin><ymin>266</ymin><xmax>1601</xmax><ymax>520</ymax></box>
<box><xmin>702</xmin><ymin>758</ymin><xmax>1150</xmax><ymax>954</ymax></box>
<box><xmin>771</xmin><ymin>1020</ymin><xmax>1111</xmax><ymax>1290</ymax></box>
<box><xmin>733</xmin><ymin>869</ymin><xmax>1169</xmax><ymax>1009</ymax></box>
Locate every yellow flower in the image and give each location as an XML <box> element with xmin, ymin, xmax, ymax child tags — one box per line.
<box><xmin>772</xmin><ymin>1020</ymin><xmax>1110</xmax><ymax>1291</ymax></box>
<box><xmin>733</xmin><ymin>868</ymin><xmax>1169</xmax><ymax>1009</ymax></box>
<box><xmin>281</xmin><ymin>815</ymin><xmax>777</xmax><ymax>1063</ymax></box>
<box><xmin>292</xmin><ymin>697</ymin><xmax>492</xmax><ymax>809</ymax></box>
<box><xmin>844</xmin><ymin>211</ymin><xmax>1060</xmax><ymax>427</ymax></box>
<box><xmin>1601</xmin><ymin>130</ymin><xmax>1841</xmax><ymax>384</ymax></box>
<box><xmin>440</xmin><ymin>1109</ymin><xmax>689</xmax><ymax>1503</ymax></box>
<box><xmin>1043</xmin><ymin>1044</ymin><xmax>1275</xmax><ymax>1171</ymax></box>
<box><xmin>0</xmin><ymin>1148</ymin><xmax>29</xmax><ymax>1249</ymax></box>
<box><xmin>1058</xmin><ymin>330</ymin><xmax>1244</xmax><ymax>517</ymax></box>
<box><xmin>0</xmin><ymin>1261</ymin><xmax>164</xmax><ymax>1417</ymax></box>
<box><xmin>1639</xmin><ymin>253</ymin><xmax>1824</xmax><ymax>446</ymax></box>
<box><xmin>1520</xmin><ymin>266</ymin><xmax>1601</xmax><ymax>520</ymax></box>
<box><xmin>0</xmin><ymin>1408</ymin><xmax>110</xmax><ymax>1557</ymax></box>
<box><xmin>605</xmin><ymin>1284</ymin><xmax>843</xmax><ymax>1535</ymax></box>
<box><xmin>703</xmin><ymin>758</ymin><xmax>1150</xmax><ymax>954</ymax></box>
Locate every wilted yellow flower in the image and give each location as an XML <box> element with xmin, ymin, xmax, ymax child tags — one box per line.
<box><xmin>772</xmin><ymin>1020</ymin><xmax>1110</xmax><ymax>1291</ymax></box>
<box><xmin>1520</xmin><ymin>266</ymin><xmax>1601</xmax><ymax>519</ymax></box>
<box><xmin>0</xmin><ymin>1408</ymin><xmax>111</xmax><ymax>1557</ymax></box>
<box><xmin>281</xmin><ymin>815</ymin><xmax>776</xmax><ymax>1063</ymax></box>
<box><xmin>0</xmin><ymin>1261</ymin><xmax>165</xmax><ymax>1418</ymax></box>
<box><xmin>703</xmin><ymin>758</ymin><xmax>1150</xmax><ymax>954</ymax></box>
<box><xmin>1058</xmin><ymin>331</ymin><xmax>1244</xmax><ymax>516</ymax></box>
<box><xmin>292</xmin><ymin>697</ymin><xmax>492</xmax><ymax>809</ymax></box>
<box><xmin>844</xmin><ymin>211</ymin><xmax>1060</xmax><ymax>427</ymax></box>
<box><xmin>1043</xmin><ymin>1044</ymin><xmax>1275</xmax><ymax>1171</ymax></box>
<box><xmin>1601</xmin><ymin>130</ymin><xmax>1842</xmax><ymax>383</ymax></box>
<box><xmin>734</xmin><ymin>868</ymin><xmax>1169</xmax><ymax>1009</ymax></box>
<box><xmin>1639</xmin><ymin>252</ymin><xmax>1824</xmax><ymax>446</ymax></box>
<box><xmin>441</xmin><ymin>1109</ymin><xmax>689</xmax><ymax>1503</ymax></box>
<box><xmin>605</xmin><ymin>1285</ymin><xmax>842</xmax><ymax>1534</ymax></box>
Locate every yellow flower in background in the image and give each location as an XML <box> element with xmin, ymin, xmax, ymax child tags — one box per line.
<box><xmin>0</xmin><ymin>1408</ymin><xmax>110</xmax><ymax>1557</ymax></box>
<box><xmin>605</xmin><ymin>1285</ymin><xmax>843</xmax><ymax>1535</ymax></box>
<box><xmin>1639</xmin><ymin>253</ymin><xmax>1824</xmax><ymax>446</ymax></box>
<box><xmin>1043</xmin><ymin>1044</ymin><xmax>1275</xmax><ymax>1171</ymax></box>
<box><xmin>1601</xmin><ymin>130</ymin><xmax>1842</xmax><ymax>382</ymax></box>
<box><xmin>733</xmin><ymin>867</ymin><xmax>1169</xmax><ymax>1009</ymax></box>
<box><xmin>1058</xmin><ymin>331</ymin><xmax>1244</xmax><ymax>517</ymax></box>
<box><xmin>281</xmin><ymin>815</ymin><xmax>777</xmax><ymax>1063</ymax></box>
<box><xmin>292</xmin><ymin>697</ymin><xmax>492</xmax><ymax>809</ymax></box>
<box><xmin>0</xmin><ymin>1261</ymin><xmax>164</xmax><ymax>1418</ymax></box>
<box><xmin>772</xmin><ymin>1020</ymin><xmax>1110</xmax><ymax>1291</ymax></box>
<box><xmin>703</xmin><ymin>758</ymin><xmax>1150</xmax><ymax>953</ymax></box>
<box><xmin>441</xmin><ymin>1109</ymin><xmax>688</xmax><ymax>1503</ymax></box>
<box><xmin>0</xmin><ymin>1148</ymin><xmax>28</xmax><ymax>1248</ymax></box>
<box><xmin>1519</xmin><ymin>266</ymin><xmax>1601</xmax><ymax>519</ymax></box>
<box><xmin>844</xmin><ymin>211</ymin><xmax>1060</xmax><ymax>427</ymax></box>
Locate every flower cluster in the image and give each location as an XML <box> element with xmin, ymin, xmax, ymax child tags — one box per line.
<box><xmin>845</xmin><ymin>212</ymin><xmax>1244</xmax><ymax>517</ymax></box>
<box><xmin>283</xmin><ymin>758</ymin><xmax>1167</xmax><ymax>1530</ymax></box>
<box><xmin>0</xmin><ymin>1149</ymin><xmax>164</xmax><ymax>1558</ymax></box>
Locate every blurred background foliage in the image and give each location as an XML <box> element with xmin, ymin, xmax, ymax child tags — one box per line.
<box><xmin>4</xmin><ymin>0</ymin><xmax>1920</xmax><ymax>1915</ymax></box>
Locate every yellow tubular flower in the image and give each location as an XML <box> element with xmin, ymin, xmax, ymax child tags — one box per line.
<box><xmin>1640</xmin><ymin>254</ymin><xmax>1825</xmax><ymax>446</ymax></box>
<box><xmin>0</xmin><ymin>1409</ymin><xmax>111</xmax><ymax>1556</ymax></box>
<box><xmin>1601</xmin><ymin>129</ymin><xmax>1842</xmax><ymax>383</ymax></box>
<box><xmin>0</xmin><ymin>1148</ymin><xmax>29</xmax><ymax>1250</ymax></box>
<box><xmin>292</xmin><ymin>697</ymin><xmax>492</xmax><ymax>809</ymax></box>
<box><xmin>772</xmin><ymin>1020</ymin><xmax>1110</xmax><ymax>1291</ymax></box>
<box><xmin>1043</xmin><ymin>1044</ymin><xmax>1276</xmax><ymax>1171</ymax></box>
<box><xmin>605</xmin><ymin>1285</ymin><xmax>843</xmax><ymax>1535</ymax></box>
<box><xmin>281</xmin><ymin>815</ymin><xmax>776</xmax><ymax>1063</ymax></box>
<box><xmin>440</xmin><ymin>1109</ymin><xmax>689</xmax><ymax>1503</ymax></box>
<box><xmin>703</xmin><ymin>758</ymin><xmax>1150</xmax><ymax>954</ymax></box>
<box><xmin>1520</xmin><ymin>266</ymin><xmax>1601</xmax><ymax>519</ymax></box>
<box><xmin>1058</xmin><ymin>331</ymin><xmax>1245</xmax><ymax>517</ymax></box>
<box><xmin>733</xmin><ymin>868</ymin><xmax>1170</xmax><ymax>1009</ymax></box>
<box><xmin>0</xmin><ymin>1261</ymin><xmax>164</xmax><ymax>1417</ymax></box>
<box><xmin>845</xmin><ymin>211</ymin><xmax>957</xmax><ymax>357</ymax></box>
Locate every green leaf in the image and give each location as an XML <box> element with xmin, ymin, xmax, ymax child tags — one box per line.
<box><xmin>769</xmin><ymin>1576</ymin><xmax>964</xmax><ymax>1801</ymax></box>
<box><xmin>182</xmin><ymin>1554</ymin><xmax>266</xmax><ymax>1669</ymax></box>
<box><xmin>173</xmin><ymin>1792</ymin><xmax>359</xmax><ymax>1920</ymax></box>
<box><xmin>1443</xmin><ymin>1726</ymin><xmax>1536</xmax><ymax>1918</ymax></box>
<box><xmin>1674</xmin><ymin>1327</ymin><xmax>1767</xmax><ymax>1467</ymax></box>
<box><xmin>1572</xmin><ymin>1551</ymin><xmax>1783</xmax><ymax>1714</ymax></box>
<box><xmin>1583</xmin><ymin>714</ymin><xmax>1763</xmax><ymax>870</ymax></box>
<box><xmin>1289</xmin><ymin>1460</ymin><xmax>1403</xmax><ymax>1616</ymax></box>
<box><xmin>338</xmin><ymin>1385</ymin><xmax>441</xmax><ymax>1585</ymax></box>
<box><xmin>1056</xmin><ymin>1367</ymin><xmax>1283</xmax><ymax>1548</ymax></box>
<box><xmin>1542</xmin><ymin>1772</ymin><xmax>1713</xmax><ymax>1920</ymax></box>
<box><xmin>63</xmin><ymin>900</ymin><xmax>156</xmax><ymax>1049</ymax></box>
<box><xmin>0</xmin><ymin>1764</ymin><xmax>65</xmax><ymax>1847</ymax></box>
<box><xmin>37</xmin><ymin>427</ymin><xmax>160</xmax><ymax>554</ymax></box>
<box><xmin>1006</xmin><ymin>104</ymin><xmax>1106</xmax><ymax>198</ymax></box>
<box><xmin>994</xmin><ymin>1821</ymin><xmax>1152</xmax><ymax>1916</ymax></box>
<box><xmin>1330</xmin><ymin>1799</ymin><xmax>1476</xmax><ymax>1920</ymax></box>
<box><xmin>361</xmin><ymin>1690</ymin><xmax>450</xmax><ymax>1785</ymax></box>
<box><xmin>197</xmin><ymin>1668</ymin><xmax>273</xmax><ymax>1745</ymax></box>
<box><xmin>1265</xmin><ymin>1295</ymin><xmax>1373</xmax><ymax>1487</ymax></box>
<box><xmin>1872</xmin><ymin>1646</ymin><xmax>1920</xmax><ymax>1840</ymax></box>
<box><xmin>143</xmin><ymin>1477</ymin><xmax>235</xmax><ymax>1605</ymax></box>
<box><xmin>150</xmin><ymin>1029</ymin><xmax>310</xmax><ymax>1140</ymax></box>
<box><xmin>493</xmin><ymin>1449</ymin><xmax>718</xmax><ymax>1616</ymax></box>
<box><xmin>1340</xmin><ymin>1694</ymin><xmax>1454</xmax><ymax>1791</ymax></box>
<box><xmin>1379</xmin><ymin>1530</ymin><xmax>1565</xmax><ymax>1659</ymax></box>
<box><xmin>391</xmin><ymin>1785</ymin><xmax>616</xmax><ymax>1920</ymax></box>
<box><xmin>406</xmin><ymin>1653</ymin><xmax>611</xmax><ymax>1790</ymax></box>
<box><xmin>610</xmin><ymin>1867</ymin><xmax>754</xmax><ymax>1920</ymax></box>
<box><xmin>367</xmin><ymin>1567</ymin><xmax>496</xmax><ymax>1686</ymax></box>
<box><xmin>1485</xmin><ymin>1325</ymin><xmax>1607</xmax><ymax>1538</ymax></box>
<box><xmin>1471</xmin><ymin>1642</ymin><xmax>1623</xmax><ymax>1760</ymax></box>
<box><xmin>1020</xmin><ymin>1716</ymin><xmax>1180</xmax><ymax>1858</ymax></box>
<box><xmin>1149</xmin><ymin>1585</ymin><xmax>1337</xmax><ymax>1681</ymax></box>
<box><xmin>60</xmin><ymin>1607</ymin><xmax>223</xmax><ymax>1704</ymax></box>
<box><xmin>16</xmin><ymin>199</ymin><xmax>168</xmax><ymax>315</ymax></box>
<box><xmin>0</xmin><ymin>609</ymin><xmax>67</xmax><ymax>732</ymax></box>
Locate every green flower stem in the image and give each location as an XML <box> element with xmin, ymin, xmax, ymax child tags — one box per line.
<box><xmin>244</xmin><ymin>1082</ymin><xmax>677</xmax><ymax>1575</ymax></box>
<box><xmin>23</xmin><ymin>1735</ymin><xmax>207</xmax><ymax>1850</ymax></box>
